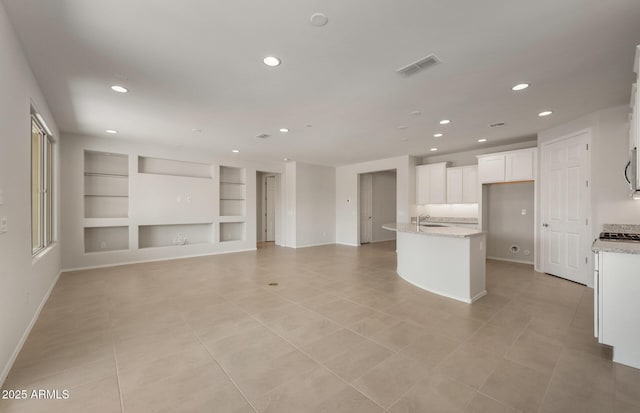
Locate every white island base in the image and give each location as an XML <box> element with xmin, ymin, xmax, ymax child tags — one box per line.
<box><xmin>386</xmin><ymin>224</ymin><xmax>487</xmax><ymax>303</ymax></box>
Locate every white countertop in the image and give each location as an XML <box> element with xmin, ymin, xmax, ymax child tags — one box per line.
<box><xmin>383</xmin><ymin>223</ymin><xmax>485</xmax><ymax>238</ymax></box>
<box><xmin>592</xmin><ymin>239</ymin><xmax>640</xmax><ymax>255</ymax></box>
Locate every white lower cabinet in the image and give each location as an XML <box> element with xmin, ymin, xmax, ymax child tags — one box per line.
<box><xmin>594</xmin><ymin>251</ymin><xmax>640</xmax><ymax>369</ymax></box>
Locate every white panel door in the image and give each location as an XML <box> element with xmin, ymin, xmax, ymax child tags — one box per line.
<box><xmin>541</xmin><ymin>131</ymin><xmax>590</xmax><ymax>284</ymax></box>
<box><xmin>360</xmin><ymin>174</ymin><xmax>373</xmax><ymax>244</ymax></box>
<box><xmin>446</xmin><ymin>167</ymin><xmax>463</xmax><ymax>204</ymax></box>
<box><xmin>478</xmin><ymin>155</ymin><xmax>505</xmax><ymax>183</ymax></box>
<box><xmin>462</xmin><ymin>165</ymin><xmax>478</xmax><ymax>203</ymax></box>
<box><xmin>265</xmin><ymin>176</ymin><xmax>276</xmax><ymax>241</ymax></box>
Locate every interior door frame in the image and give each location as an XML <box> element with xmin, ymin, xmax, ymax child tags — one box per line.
<box><xmin>539</xmin><ymin>128</ymin><xmax>592</xmax><ymax>286</ymax></box>
<box><xmin>264</xmin><ymin>175</ymin><xmax>276</xmax><ymax>241</ymax></box>
<box><xmin>359</xmin><ymin>173</ymin><xmax>373</xmax><ymax>244</ymax></box>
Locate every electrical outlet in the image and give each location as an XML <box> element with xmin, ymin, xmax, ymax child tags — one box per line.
<box><xmin>186</xmin><ymin>195</ymin><xmax>192</xmax><ymax>203</ymax></box>
<box><xmin>100</xmin><ymin>241</ymin><xmax>107</xmax><ymax>249</ymax></box>
<box><xmin>521</xmin><ymin>209</ymin><xmax>527</xmax><ymax>215</ymax></box>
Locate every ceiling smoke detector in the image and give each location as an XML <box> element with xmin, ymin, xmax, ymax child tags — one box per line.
<box><xmin>310</xmin><ymin>13</ymin><xmax>328</xmax><ymax>27</ymax></box>
<box><xmin>396</xmin><ymin>54</ymin><xmax>441</xmax><ymax>77</ymax></box>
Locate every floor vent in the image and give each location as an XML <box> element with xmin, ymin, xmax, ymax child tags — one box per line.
<box><xmin>396</xmin><ymin>54</ymin><xmax>441</xmax><ymax>77</ymax></box>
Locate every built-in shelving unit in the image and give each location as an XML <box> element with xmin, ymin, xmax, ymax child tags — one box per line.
<box><xmin>219</xmin><ymin>166</ymin><xmax>246</xmax><ymax>242</ymax></box>
<box><xmin>219</xmin><ymin>222</ymin><xmax>245</xmax><ymax>242</ymax></box>
<box><xmin>84</xmin><ymin>226</ymin><xmax>129</xmax><ymax>253</ymax></box>
<box><xmin>138</xmin><ymin>156</ymin><xmax>212</xmax><ymax>178</ymax></box>
<box><xmin>219</xmin><ymin>166</ymin><xmax>246</xmax><ymax>216</ymax></box>
<box><xmin>139</xmin><ymin>223</ymin><xmax>214</xmax><ymax>249</ymax></box>
<box><xmin>84</xmin><ymin>151</ymin><xmax>129</xmax><ymax>218</ymax></box>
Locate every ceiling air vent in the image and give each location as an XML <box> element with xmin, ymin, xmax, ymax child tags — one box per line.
<box><xmin>256</xmin><ymin>133</ymin><xmax>271</xmax><ymax>139</ymax></box>
<box><xmin>396</xmin><ymin>54</ymin><xmax>441</xmax><ymax>77</ymax></box>
<box><xmin>489</xmin><ymin>122</ymin><xmax>505</xmax><ymax>128</ymax></box>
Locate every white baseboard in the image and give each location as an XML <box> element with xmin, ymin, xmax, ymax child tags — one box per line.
<box><xmin>1</xmin><ymin>270</ymin><xmax>62</xmax><ymax>388</ymax></box>
<box><xmin>335</xmin><ymin>242</ymin><xmax>359</xmax><ymax>247</ymax></box>
<box><xmin>487</xmin><ymin>256</ymin><xmax>534</xmax><ymax>265</ymax></box>
<box><xmin>62</xmin><ymin>248</ymin><xmax>258</xmax><ymax>272</ymax></box>
<box><xmin>292</xmin><ymin>242</ymin><xmax>336</xmax><ymax>249</ymax></box>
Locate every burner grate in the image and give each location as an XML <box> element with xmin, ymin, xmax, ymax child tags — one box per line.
<box><xmin>599</xmin><ymin>232</ymin><xmax>640</xmax><ymax>242</ymax></box>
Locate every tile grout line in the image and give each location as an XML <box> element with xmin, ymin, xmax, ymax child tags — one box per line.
<box><xmin>194</xmin><ymin>333</ymin><xmax>260</xmax><ymax>413</ymax></box>
<box><xmin>233</xmin><ymin>300</ymin><xmax>392</xmax><ymax>412</ymax></box>
<box><xmin>111</xmin><ymin>341</ymin><xmax>126</xmax><ymax>413</ymax></box>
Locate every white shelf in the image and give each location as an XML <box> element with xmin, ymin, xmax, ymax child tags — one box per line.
<box><xmin>139</xmin><ymin>223</ymin><xmax>214</xmax><ymax>249</ymax></box>
<box><xmin>84</xmin><ymin>226</ymin><xmax>129</xmax><ymax>253</ymax></box>
<box><xmin>138</xmin><ymin>156</ymin><xmax>212</xmax><ymax>179</ymax></box>
<box><xmin>84</xmin><ymin>218</ymin><xmax>129</xmax><ymax>228</ymax></box>
<box><xmin>220</xmin><ymin>166</ymin><xmax>246</xmax><ymax>217</ymax></box>
<box><xmin>219</xmin><ymin>216</ymin><xmax>245</xmax><ymax>223</ymax></box>
<box><xmin>220</xmin><ymin>222</ymin><xmax>245</xmax><ymax>242</ymax></box>
<box><xmin>84</xmin><ymin>151</ymin><xmax>129</xmax><ymax>219</ymax></box>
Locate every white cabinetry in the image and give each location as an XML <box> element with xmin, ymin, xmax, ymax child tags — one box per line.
<box><xmin>446</xmin><ymin>165</ymin><xmax>478</xmax><ymax>204</ymax></box>
<box><xmin>594</xmin><ymin>251</ymin><xmax>640</xmax><ymax>369</ymax></box>
<box><xmin>477</xmin><ymin>148</ymin><xmax>536</xmax><ymax>184</ymax></box>
<box><xmin>416</xmin><ymin>162</ymin><xmax>448</xmax><ymax>204</ymax></box>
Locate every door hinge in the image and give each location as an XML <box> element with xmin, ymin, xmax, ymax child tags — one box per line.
<box><xmin>586</xmin><ymin>143</ymin><xmax>589</xmax><ymax>150</ymax></box>
<box><xmin>585</xmin><ymin>257</ymin><xmax>588</xmax><ymax>264</ymax></box>
<box><xmin>586</xmin><ymin>218</ymin><xmax>589</xmax><ymax>226</ymax></box>
<box><xmin>586</xmin><ymin>180</ymin><xmax>589</xmax><ymax>187</ymax></box>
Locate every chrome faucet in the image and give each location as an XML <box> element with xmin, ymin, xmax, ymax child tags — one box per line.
<box><xmin>417</xmin><ymin>214</ymin><xmax>430</xmax><ymax>230</ymax></box>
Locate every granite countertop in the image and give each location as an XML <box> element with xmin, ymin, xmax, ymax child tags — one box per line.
<box><xmin>383</xmin><ymin>223</ymin><xmax>485</xmax><ymax>238</ymax></box>
<box><xmin>411</xmin><ymin>216</ymin><xmax>479</xmax><ymax>225</ymax></box>
<box><xmin>591</xmin><ymin>223</ymin><xmax>640</xmax><ymax>255</ymax></box>
<box><xmin>592</xmin><ymin>239</ymin><xmax>640</xmax><ymax>255</ymax></box>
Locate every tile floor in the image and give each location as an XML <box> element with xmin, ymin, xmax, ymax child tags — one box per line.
<box><xmin>1</xmin><ymin>241</ymin><xmax>639</xmax><ymax>413</ymax></box>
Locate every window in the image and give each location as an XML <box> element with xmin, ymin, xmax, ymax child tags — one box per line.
<box><xmin>31</xmin><ymin>111</ymin><xmax>54</xmax><ymax>254</ymax></box>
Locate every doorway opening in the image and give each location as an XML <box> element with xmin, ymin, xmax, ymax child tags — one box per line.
<box><xmin>256</xmin><ymin>171</ymin><xmax>280</xmax><ymax>246</ymax></box>
<box><xmin>359</xmin><ymin>170</ymin><xmax>397</xmax><ymax>245</ymax></box>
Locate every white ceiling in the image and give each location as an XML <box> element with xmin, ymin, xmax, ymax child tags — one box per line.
<box><xmin>4</xmin><ymin>0</ymin><xmax>640</xmax><ymax>166</ymax></box>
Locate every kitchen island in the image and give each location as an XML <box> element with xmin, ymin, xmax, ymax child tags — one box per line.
<box><xmin>383</xmin><ymin>223</ymin><xmax>486</xmax><ymax>303</ymax></box>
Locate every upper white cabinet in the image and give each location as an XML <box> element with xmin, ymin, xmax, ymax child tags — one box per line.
<box><xmin>446</xmin><ymin>167</ymin><xmax>463</xmax><ymax>204</ymax></box>
<box><xmin>416</xmin><ymin>162</ymin><xmax>448</xmax><ymax>204</ymax></box>
<box><xmin>477</xmin><ymin>155</ymin><xmax>505</xmax><ymax>183</ymax></box>
<box><xmin>446</xmin><ymin>165</ymin><xmax>478</xmax><ymax>204</ymax></box>
<box><xmin>477</xmin><ymin>148</ymin><xmax>536</xmax><ymax>184</ymax></box>
<box><xmin>462</xmin><ymin>165</ymin><xmax>478</xmax><ymax>203</ymax></box>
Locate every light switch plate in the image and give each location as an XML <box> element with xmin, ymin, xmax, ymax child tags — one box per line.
<box><xmin>0</xmin><ymin>216</ymin><xmax>7</xmax><ymax>234</ymax></box>
<box><xmin>0</xmin><ymin>188</ymin><xmax>4</xmax><ymax>205</ymax></box>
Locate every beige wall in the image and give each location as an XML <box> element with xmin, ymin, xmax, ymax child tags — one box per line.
<box><xmin>0</xmin><ymin>2</ymin><xmax>61</xmax><ymax>386</ymax></box>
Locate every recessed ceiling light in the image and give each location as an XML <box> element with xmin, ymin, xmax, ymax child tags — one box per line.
<box><xmin>283</xmin><ymin>158</ymin><xmax>290</xmax><ymax>161</ymax></box>
<box><xmin>310</xmin><ymin>13</ymin><xmax>329</xmax><ymax>27</ymax></box>
<box><xmin>410</xmin><ymin>110</ymin><xmax>422</xmax><ymax>116</ymax></box>
<box><xmin>232</xmin><ymin>149</ymin><xmax>239</xmax><ymax>153</ymax></box>
<box><xmin>478</xmin><ymin>138</ymin><xmax>487</xmax><ymax>143</ymax></box>
<box><xmin>439</xmin><ymin>119</ymin><xmax>451</xmax><ymax>125</ymax></box>
<box><xmin>430</xmin><ymin>147</ymin><xmax>438</xmax><ymax>152</ymax></box>
<box><xmin>279</xmin><ymin>128</ymin><xmax>289</xmax><ymax>133</ymax></box>
<box><xmin>538</xmin><ymin>110</ymin><xmax>553</xmax><ymax>117</ymax></box>
<box><xmin>398</xmin><ymin>125</ymin><xmax>408</xmax><ymax>130</ymax></box>
<box><xmin>512</xmin><ymin>83</ymin><xmax>529</xmax><ymax>91</ymax></box>
<box><xmin>110</xmin><ymin>85</ymin><xmax>128</xmax><ymax>93</ymax></box>
<box><xmin>263</xmin><ymin>56</ymin><xmax>281</xmax><ymax>67</ymax></box>
<box><xmin>433</xmin><ymin>133</ymin><xmax>443</xmax><ymax>138</ymax></box>
<box><xmin>105</xmin><ymin>129</ymin><xmax>118</xmax><ymax>134</ymax></box>
<box><xmin>192</xmin><ymin>128</ymin><xmax>202</xmax><ymax>133</ymax></box>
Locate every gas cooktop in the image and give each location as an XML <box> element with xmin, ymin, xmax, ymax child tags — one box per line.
<box><xmin>599</xmin><ymin>232</ymin><xmax>640</xmax><ymax>242</ymax></box>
